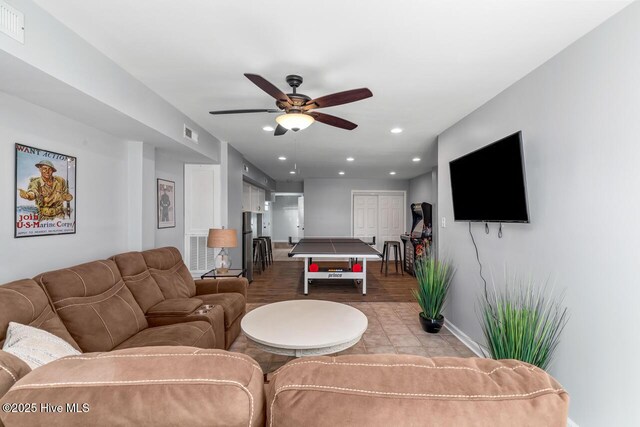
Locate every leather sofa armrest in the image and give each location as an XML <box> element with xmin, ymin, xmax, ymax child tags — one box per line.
<box><xmin>0</xmin><ymin>347</ymin><xmax>265</xmax><ymax>427</ymax></box>
<box><xmin>194</xmin><ymin>278</ymin><xmax>248</xmax><ymax>298</ymax></box>
<box><xmin>0</xmin><ymin>350</ymin><xmax>31</xmax><ymax>399</ymax></box>
<box><xmin>146</xmin><ymin>298</ymin><xmax>203</xmax><ymax>317</ymax></box>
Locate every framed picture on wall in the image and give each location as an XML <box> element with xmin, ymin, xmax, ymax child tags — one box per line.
<box><xmin>157</xmin><ymin>178</ymin><xmax>175</xmax><ymax>229</ymax></box>
<box><xmin>15</xmin><ymin>143</ymin><xmax>77</xmax><ymax>238</ymax></box>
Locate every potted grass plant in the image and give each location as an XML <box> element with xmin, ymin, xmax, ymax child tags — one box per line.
<box><xmin>480</xmin><ymin>277</ymin><xmax>569</xmax><ymax>370</ymax></box>
<box><xmin>412</xmin><ymin>256</ymin><xmax>454</xmax><ymax>333</ymax></box>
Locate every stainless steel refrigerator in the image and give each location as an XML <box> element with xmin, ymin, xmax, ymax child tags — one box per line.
<box><xmin>242</xmin><ymin>212</ymin><xmax>253</xmax><ymax>282</ymax></box>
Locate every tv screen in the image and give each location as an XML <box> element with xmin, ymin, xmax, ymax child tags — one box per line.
<box><xmin>449</xmin><ymin>131</ymin><xmax>529</xmax><ymax>223</ymax></box>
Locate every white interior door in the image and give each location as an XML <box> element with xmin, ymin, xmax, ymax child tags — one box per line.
<box><xmin>378</xmin><ymin>194</ymin><xmax>404</xmax><ymax>258</ymax></box>
<box><xmin>297</xmin><ymin>196</ymin><xmax>305</xmax><ymax>238</ymax></box>
<box><xmin>353</xmin><ymin>195</ymin><xmax>378</xmax><ymax>241</ymax></box>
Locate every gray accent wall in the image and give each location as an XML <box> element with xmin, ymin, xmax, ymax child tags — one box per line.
<box><xmin>155</xmin><ymin>150</ymin><xmax>185</xmax><ymax>253</ymax></box>
<box><xmin>437</xmin><ymin>3</ymin><xmax>640</xmax><ymax>424</ymax></box>
<box><xmin>226</xmin><ymin>144</ymin><xmax>244</xmax><ymax>267</ymax></box>
<box><xmin>304</xmin><ymin>178</ymin><xmax>409</xmax><ymax>237</ymax></box>
<box><xmin>272</xmin><ymin>195</ymin><xmax>301</xmax><ymax>242</ymax></box>
<box><xmin>276</xmin><ymin>181</ymin><xmax>304</xmax><ymax>193</ymax></box>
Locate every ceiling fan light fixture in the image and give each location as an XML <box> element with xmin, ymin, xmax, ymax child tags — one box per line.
<box><xmin>276</xmin><ymin>113</ymin><xmax>315</xmax><ymax>131</ymax></box>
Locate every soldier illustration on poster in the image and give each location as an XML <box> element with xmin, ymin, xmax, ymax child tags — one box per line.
<box><xmin>15</xmin><ymin>143</ymin><xmax>76</xmax><ymax>237</ymax></box>
<box><xmin>157</xmin><ymin>178</ymin><xmax>175</xmax><ymax>229</ymax></box>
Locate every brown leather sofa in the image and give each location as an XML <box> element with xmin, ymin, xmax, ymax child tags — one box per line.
<box><xmin>0</xmin><ymin>349</ymin><xmax>569</xmax><ymax>426</ymax></box>
<box><xmin>111</xmin><ymin>247</ymin><xmax>247</xmax><ymax>349</ymax></box>
<box><xmin>0</xmin><ymin>249</ymin><xmax>569</xmax><ymax>426</ymax></box>
<box><xmin>266</xmin><ymin>354</ymin><xmax>570</xmax><ymax>427</ymax></box>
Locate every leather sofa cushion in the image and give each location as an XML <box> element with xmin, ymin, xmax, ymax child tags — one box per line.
<box><xmin>199</xmin><ymin>293</ymin><xmax>245</xmax><ymax>327</ymax></box>
<box><xmin>146</xmin><ymin>298</ymin><xmax>204</xmax><ymax>316</ymax></box>
<box><xmin>0</xmin><ymin>350</ymin><xmax>30</xmax><ymax>399</ymax></box>
<box><xmin>111</xmin><ymin>251</ymin><xmax>165</xmax><ymax>312</ymax></box>
<box><xmin>266</xmin><ymin>355</ymin><xmax>569</xmax><ymax>427</ymax></box>
<box><xmin>0</xmin><ymin>279</ymin><xmax>79</xmax><ymax>351</ymax></box>
<box><xmin>114</xmin><ymin>321</ymin><xmax>215</xmax><ymax>350</ymax></box>
<box><xmin>35</xmin><ymin>260</ymin><xmax>148</xmax><ymax>352</ymax></box>
<box><xmin>0</xmin><ymin>346</ymin><xmax>265</xmax><ymax>427</ymax></box>
<box><xmin>141</xmin><ymin>247</ymin><xmax>196</xmax><ymax>299</ymax></box>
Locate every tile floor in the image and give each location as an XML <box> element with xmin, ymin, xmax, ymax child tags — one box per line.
<box><xmin>229</xmin><ymin>301</ymin><xmax>477</xmax><ymax>374</ymax></box>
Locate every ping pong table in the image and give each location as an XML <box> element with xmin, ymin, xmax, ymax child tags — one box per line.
<box><xmin>288</xmin><ymin>237</ymin><xmax>382</xmax><ymax>295</ymax></box>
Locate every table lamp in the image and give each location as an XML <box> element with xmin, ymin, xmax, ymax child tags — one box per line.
<box><xmin>207</xmin><ymin>227</ymin><xmax>237</xmax><ymax>274</ymax></box>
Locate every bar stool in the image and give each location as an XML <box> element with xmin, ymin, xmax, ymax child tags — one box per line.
<box><xmin>261</xmin><ymin>236</ymin><xmax>273</xmax><ymax>265</ymax></box>
<box><xmin>380</xmin><ymin>240</ymin><xmax>404</xmax><ymax>276</ymax></box>
<box><xmin>253</xmin><ymin>239</ymin><xmax>267</xmax><ymax>274</ymax></box>
<box><xmin>257</xmin><ymin>236</ymin><xmax>272</xmax><ymax>267</ymax></box>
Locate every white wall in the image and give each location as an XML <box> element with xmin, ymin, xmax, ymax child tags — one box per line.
<box><xmin>0</xmin><ymin>91</ymin><xmax>128</xmax><ymax>283</ymax></box>
<box><xmin>437</xmin><ymin>3</ymin><xmax>640</xmax><ymax>425</ymax></box>
<box><xmin>304</xmin><ymin>178</ymin><xmax>409</xmax><ymax>237</ymax></box>
<box><xmin>0</xmin><ymin>0</ymin><xmax>220</xmax><ymax>162</ymax></box>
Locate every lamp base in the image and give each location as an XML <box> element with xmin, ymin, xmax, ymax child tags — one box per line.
<box><xmin>214</xmin><ymin>247</ymin><xmax>232</xmax><ymax>274</ymax></box>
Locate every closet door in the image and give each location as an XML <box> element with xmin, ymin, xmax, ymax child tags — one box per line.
<box><xmin>378</xmin><ymin>194</ymin><xmax>404</xmax><ymax>257</ymax></box>
<box><xmin>353</xmin><ymin>195</ymin><xmax>378</xmax><ymax>241</ymax></box>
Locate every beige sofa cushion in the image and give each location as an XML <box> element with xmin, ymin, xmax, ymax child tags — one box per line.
<box><xmin>0</xmin><ymin>279</ymin><xmax>79</xmax><ymax>350</ymax></box>
<box><xmin>0</xmin><ymin>346</ymin><xmax>265</xmax><ymax>427</ymax></box>
<box><xmin>267</xmin><ymin>354</ymin><xmax>569</xmax><ymax>427</ymax></box>
<box><xmin>2</xmin><ymin>322</ymin><xmax>81</xmax><ymax>369</ymax></box>
<box><xmin>35</xmin><ymin>260</ymin><xmax>148</xmax><ymax>352</ymax></box>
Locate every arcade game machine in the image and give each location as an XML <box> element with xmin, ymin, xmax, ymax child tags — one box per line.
<box><xmin>400</xmin><ymin>202</ymin><xmax>433</xmax><ymax>275</ymax></box>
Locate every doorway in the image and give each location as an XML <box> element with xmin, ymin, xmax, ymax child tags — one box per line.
<box><xmin>352</xmin><ymin>191</ymin><xmax>405</xmax><ymax>258</ymax></box>
<box><xmin>272</xmin><ymin>193</ymin><xmax>304</xmax><ymax>243</ymax></box>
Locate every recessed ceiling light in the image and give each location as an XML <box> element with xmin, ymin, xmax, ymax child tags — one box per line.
<box><xmin>289</xmin><ymin>170</ymin><xmax>296</xmax><ymax>175</ymax></box>
<box><xmin>339</xmin><ymin>171</ymin><xmax>345</xmax><ymax>175</ymax></box>
<box><xmin>389</xmin><ymin>171</ymin><xmax>396</xmax><ymax>175</ymax></box>
<box><xmin>412</xmin><ymin>157</ymin><xmax>421</xmax><ymax>162</ymax></box>
<box><xmin>346</xmin><ymin>157</ymin><xmax>354</xmax><ymax>162</ymax></box>
<box><xmin>278</xmin><ymin>156</ymin><xmax>287</xmax><ymax>161</ymax></box>
<box><xmin>263</xmin><ymin>126</ymin><xmax>275</xmax><ymax>132</ymax></box>
<box><xmin>390</xmin><ymin>128</ymin><xmax>403</xmax><ymax>134</ymax></box>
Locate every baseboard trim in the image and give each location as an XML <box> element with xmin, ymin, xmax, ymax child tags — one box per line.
<box><xmin>444</xmin><ymin>320</ymin><xmax>485</xmax><ymax>357</ymax></box>
<box><xmin>445</xmin><ymin>320</ymin><xmax>578</xmax><ymax>427</ymax></box>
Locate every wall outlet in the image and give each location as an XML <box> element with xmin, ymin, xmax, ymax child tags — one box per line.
<box><xmin>441</xmin><ymin>217</ymin><xmax>447</xmax><ymax>228</ymax></box>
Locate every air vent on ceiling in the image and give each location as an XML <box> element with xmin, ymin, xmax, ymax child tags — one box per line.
<box><xmin>0</xmin><ymin>1</ymin><xmax>24</xmax><ymax>44</ymax></box>
<box><xmin>183</xmin><ymin>124</ymin><xmax>199</xmax><ymax>143</ymax></box>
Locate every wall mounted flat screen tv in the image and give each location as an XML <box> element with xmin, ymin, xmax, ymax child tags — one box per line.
<box><xmin>449</xmin><ymin>131</ymin><xmax>529</xmax><ymax>223</ymax></box>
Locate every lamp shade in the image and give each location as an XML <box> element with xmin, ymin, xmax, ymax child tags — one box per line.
<box><xmin>207</xmin><ymin>228</ymin><xmax>237</xmax><ymax>248</ymax></box>
<box><xmin>276</xmin><ymin>113</ymin><xmax>315</xmax><ymax>131</ymax></box>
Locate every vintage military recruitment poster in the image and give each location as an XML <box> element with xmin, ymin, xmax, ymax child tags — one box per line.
<box><xmin>157</xmin><ymin>178</ymin><xmax>175</xmax><ymax>229</ymax></box>
<box><xmin>15</xmin><ymin>143</ymin><xmax>77</xmax><ymax>237</ymax></box>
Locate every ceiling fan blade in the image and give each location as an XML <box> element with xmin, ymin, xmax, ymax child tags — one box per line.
<box><xmin>244</xmin><ymin>74</ymin><xmax>293</xmax><ymax>105</ymax></box>
<box><xmin>304</xmin><ymin>88</ymin><xmax>373</xmax><ymax>110</ymax></box>
<box><xmin>209</xmin><ymin>109</ymin><xmax>280</xmax><ymax>115</ymax></box>
<box><xmin>274</xmin><ymin>124</ymin><xmax>288</xmax><ymax>136</ymax></box>
<box><xmin>309</xmin><ymin>112</ymin><xmax>358</xmax><ymax>130</ymax></box>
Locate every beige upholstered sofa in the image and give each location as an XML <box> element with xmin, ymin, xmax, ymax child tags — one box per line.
<box><xmin>0</xmin><ymin>247</ymin><xmax>569</xmax><ymax>426</ymax></box>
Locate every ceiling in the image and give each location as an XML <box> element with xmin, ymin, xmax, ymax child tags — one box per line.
<box><xmin>34</xmin><ymin>0</ymin><xmax>630</xmax><ymax>181</ymax></box>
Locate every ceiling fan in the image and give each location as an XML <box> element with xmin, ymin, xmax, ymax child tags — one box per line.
<box><xmin>209</xmin><ymin>74</ymin><xmax>373</xmax><ymax>136</ymax></box>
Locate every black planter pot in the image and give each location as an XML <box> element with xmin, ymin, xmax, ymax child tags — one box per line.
<box><xmin>419</xmin><ymin>313</ymin><xmax>444</xmax><ymax>334</ymax></box>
